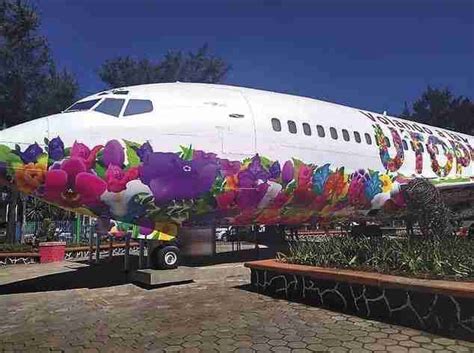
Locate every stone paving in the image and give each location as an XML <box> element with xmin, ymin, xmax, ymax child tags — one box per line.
<box><xmin>0</xmin><ymin>260</ymin><xmax>473</xmax><ymax>352</ymax></box>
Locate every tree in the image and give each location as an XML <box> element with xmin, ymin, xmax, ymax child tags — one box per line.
<box><xmin>0</xmin><ymin>0</ymin><xmax>79</xmax><ymax>243</ymax></box>
<box><xmin>99</xmin><ymin>44</ymin><xmax>230</xmax><ymax>88</ymax></box>
<box><xmin>404</xmin><ymin>86</ymin><xmax>474</xmax><ymax>135</ymax></box>
<box><xmin>0</xmin><ymin>0</ymin><xmax>78</xmax><ymax>128</ymax></box>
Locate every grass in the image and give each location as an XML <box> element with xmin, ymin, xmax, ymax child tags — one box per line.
<box><xmin>279</xmin><ymin>236</ymin><xmax>474</xmax><ymax>281</ymax></box>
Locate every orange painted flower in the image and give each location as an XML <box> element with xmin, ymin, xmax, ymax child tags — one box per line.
<box><xmin>323</xmin><ymin>171</ymin><xmax>348</xmax><ymax>203</ymax></box>
<box><xmin>225</xmin><ymin>175</ymin><xmax>238</xmax><ymax>191</ymax></box>
<box><xmin>15</xmin><ymin>162</ymin><xmax>47</xmax><ymax>194</ymax></box>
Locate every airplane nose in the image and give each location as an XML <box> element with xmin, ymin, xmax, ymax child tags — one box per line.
<box><xmin>0</xmin><ymin>117</ymin><xmax>50</xmax><ymax>149</ymax></box>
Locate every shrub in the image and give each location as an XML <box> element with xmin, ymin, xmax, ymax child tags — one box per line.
<box><xmin>279</xmin><ymin>236</ymin><xmax>474</xmax><ymax>281</ymax></box>
<box><xmin>0</xmin><ymin>243</ymin><xmax>34</xmax><ymax>253</ymax></box>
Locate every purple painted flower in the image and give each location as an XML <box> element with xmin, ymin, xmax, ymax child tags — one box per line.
<box><xmin>48</xmin><ymin>137</ymin><xmax>64</xmax><ymax>161</ymax></box>
<box><xmin>218</xmin><ymin>158</ymin><xmax>241</xmax><ymax>177</ymax></box>
<box><xmin>236</xmin><ymin>183</ymin><xmax>269</xmax><ymax>209</ymax></box>
<box><xmin>268</xmin><ymin>161</ymin><xmax>281</xmax><ymax>179</ymax></box>
<box><xmin>234</xmin><ymin>155</ymin><xmax>271</xmax><ymax>209</ymax></box>
<box><xmin>282</xmin><ymin>160</ymin><xmax>294</xmax><ymax>184</ymax></box>
<box><xmin>237</xmin><ymin>155</ymin><xmax>269</xmax><ymax>187</ymax></box>
<box><xmin>135</xmin><ymin>141</ymin><xmax>153</xmax><ymax>162</ymax></box>
<box><xmin>17</xmin><ymin>143</ymin><xmax>43</xmax><ymax>164</ymax></box>
<box><xmin>103</xmin><ymin>140</ymin><xmax>125</xmax><ymax>167</ymax></box>
<box><xmin>139</xmin><ymin>152</ymin><xmax>218</xmax><ymax>203</ymax></box>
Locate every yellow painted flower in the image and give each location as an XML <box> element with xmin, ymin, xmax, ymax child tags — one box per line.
<box><xmin>14</xmin><ymin>162</ymin><xmax>47</xmax><ymax>194</ymax></box>
<box><xmin>380</xmin><ymin>174</ymin><xmax>393</xmax><ymax>193</ymax></box>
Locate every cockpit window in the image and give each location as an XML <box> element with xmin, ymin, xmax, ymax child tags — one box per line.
<box><xmin>94</xmin><ymin>98</ymin><xmax>125</xmax><ymax>117</ymax></box>
<box><xmin>123</xmin><ymin>99</ymin><xmax>153</xmax><ymax>116</ymax></box>
<box><xmin>65</xmin><ymin>99</ymin><xmax>100</xmax><ymax>112</ymax></box>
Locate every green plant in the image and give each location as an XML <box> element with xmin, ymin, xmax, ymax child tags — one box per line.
<box><xmin>36</xmin><ymin>218</ymin><xmax>57</xmax><ymax>242</ymax></box>
<box><xmin>0</xmin><ymin>243</ymin><xmax>34</xmax><ymax>253</ymax></box>
<box><xmin>279</xmin><ymin>236</ymin><xmax>474</xmax><ymax>281</ymax></box>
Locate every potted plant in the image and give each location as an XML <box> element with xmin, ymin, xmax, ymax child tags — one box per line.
<box><xmin>37</xmin><ymin>218</ymin><xmax>66</xmax><ymax>263</ymax></box>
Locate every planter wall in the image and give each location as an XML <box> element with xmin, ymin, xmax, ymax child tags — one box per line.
<box><xmin>0</xmin><ymin>253</ymin><xmax>39</xmax><ymax>266</ymax></box>
<box><xmin>64</xmin><ymin>242</ymin><xmax>140</xmax><ymax>261</ymax></box>
<box><xmin>245</xmin><ymin>260</ymin><xmax>474</xmax><ymax>340</ymax></box>
<box><xmin>39</xmin><ymin>242</ymin><xmax>66</xmax><ymax>263</ymax></box>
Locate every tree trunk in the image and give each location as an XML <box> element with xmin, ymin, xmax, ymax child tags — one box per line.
<box><xmin>6</xmin><ymin>189</ymin><xmax>19</xmax><ymax>243</ymax></box>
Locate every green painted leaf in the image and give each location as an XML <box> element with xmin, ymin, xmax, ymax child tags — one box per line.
<box><xmin>95</xmin><ymin>163</ymin><xmax>106</xmax><ymax>178</ymax></box>
<box><xmin>37</xmin><ymin>153</ymin><xmax>48</xmax><ymax>166</ymax></box>
<box><xmin>124</xmin><ymin>140</ymin><xmax>140</xmax><ymax>167</ymax></box>
<box><xmin>179</xmin><ymin>144</ymin><xmax>193</xmax><ymax>161</ymax></box>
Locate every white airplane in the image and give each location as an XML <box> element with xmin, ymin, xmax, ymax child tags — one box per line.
<box><xmin>0</xmin><ymin>83</ymin><xmax>472</xmax><ymax>267</ymax></box>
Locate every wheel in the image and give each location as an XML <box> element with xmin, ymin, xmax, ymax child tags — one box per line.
<box><xmin>152</xmin><ymin>245</ymin><xmax>180</xmax><ymax>269</ymax></box>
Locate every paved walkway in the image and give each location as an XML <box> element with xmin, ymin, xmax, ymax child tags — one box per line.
<box><xmin>0</xmin><ymin>260</ymin><xmax>473</xmax><ymax>352</ymax></box>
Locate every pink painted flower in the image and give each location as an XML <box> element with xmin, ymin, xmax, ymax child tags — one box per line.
<box><xmin>348</xmin><ymin>177</ymin><xmax>368</xmax><ymax>209</ymax></box>
<box><xmin>282</xmin><ymin>160</ymin><xmax>294</xmax><ymax>184</ymax></box>
<box><xmin>44</xmin><ymin>168</ymin><xmax>106</xmax><ymax>209</ymax></box>
<box><xmin>70</xmin><ymin>142</ymin><xmax>103</xmax><ymax>169</ymax></box>
<box><xmin>105</xmin><ymin>165</ymin><xmax>139</xmax><ymax>192</ymax></box>
<box><xmin>297</xmin><ymin>164</ymin><xmax>313</xmax><ymax>188</ymax></box>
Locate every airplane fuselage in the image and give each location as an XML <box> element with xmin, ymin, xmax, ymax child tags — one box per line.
<box><xmin>0</xmin><ymin>83</ymin><xmax>472</xmax><ymax>230</ymax></box>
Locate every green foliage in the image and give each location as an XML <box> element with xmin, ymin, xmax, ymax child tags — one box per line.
<box><xmin>36</xmin><ymin>218</ymin><xmax>56</xmax><ymax>242</ymax></box>
<box><xmin>0</xmin><ymin>243</ymin><xmax>33</xmax><ymax>252</ymax></box>
<box><xmin>26</xmin><ymin>197</ymin><xmax>72</xmax><ymax>222</ymax></box>
<box><xmin>280</xmin><ymin>236</ymin><xmax>474</xmax><ymax>281</ymax></box>
<box><xmin>403</xmin><ymin>86</ymin><xmax>474</xmax><ymax>135</ymax></box>
<box><xmin>99</xmin><ymin>44</ymin><xmax>230</xmax><ymax>88</ymax></box>
<box><xmin>0</xmin><ymin>0</ymin><xmax>78</xmax><ymax>127</ymax></box>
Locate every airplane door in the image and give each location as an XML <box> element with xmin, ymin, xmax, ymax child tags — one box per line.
<box><xmin>221</xmin><ymin>93</ymin><xmax>255</xmax><ymax>156</ymax></box>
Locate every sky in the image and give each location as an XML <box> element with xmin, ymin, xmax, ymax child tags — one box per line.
<box><xmin>36</xmin><ymin>0</ymin><xmax>473</xmax><ymax>115</ymax></box>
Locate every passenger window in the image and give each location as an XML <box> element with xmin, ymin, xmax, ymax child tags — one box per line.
<box><xmin>330</xmin><ymin>127</ymin><xmax>338</xmax><ymax>140</ymax></box>
<box><xmin>271</xmin><ymin>118</ymin><xmax>281</xmax><ymax>132</ymax></box>
<box><xmin>419</xmin><ymin>144</ymin><xmax>424</xmax><ymax>153</ymax></box>
<box><xmin>288</xmin><ymin>120</ymin><xmax>297</xmax><ymax>134</ymax></box>
<box><xmin>302</xmin><ymin>123</ymin><xmax>311</xmax><ymax>136</ymax></box>
<box><xmin>365</xmin><ymin>133</ymin><xmax>372</xmax><ymax>145</ymax></box>
<box><xmin>384</xmin><ymin>137</ymin><xmax>391</xmax><ymax>147</ymax></box>
<box><xmin>317</xmin><ymin>125</ymin><xmax>325</xmax><ymax>137</ymax></box>
<box><xmin>342</xmin><ymin>129</ymin><xmax>350</xmax><ymax>142</ymax></box>
<box><xmin>354</xmin><ymin>131</ymin><xmax>361</xmax><ymax>143</ymax></box>
<box><xmin>402</xmin><ymin>140</ymin><xmax>408</xmax><ymax>150</ymax></box>
<box><xmin>123</xmin><ymin>99</ymin><xmax>153</xmax><ymax>116</ymax></box>
<box><xmin>94</xmin><ymin>98</ymin><xmax>125</xmax><ymax>117</ymax></box>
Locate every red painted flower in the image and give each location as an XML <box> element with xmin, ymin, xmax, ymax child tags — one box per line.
<box><xmin>105</xmin><ymin>165</ymin><xmax>139</xmax><ymax>192</ymax></box>
<box><xmin>216</xmin><ymin>190</ymin><xmax>236</xmax><ymax>210</ymax></box>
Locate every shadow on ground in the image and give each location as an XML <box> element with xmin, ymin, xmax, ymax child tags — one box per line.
<box><xmin>0</xmin><ymin>243</ymin><xmax>288</xmax><ymax>295</ymax></box>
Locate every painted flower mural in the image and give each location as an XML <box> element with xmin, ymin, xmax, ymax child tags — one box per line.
<box><xmin>426</xmin><ymin>136</ymin><xmax>454</xmax><ymax>177</ymax></box>
<box><xmin>0</xmin><ymin>136</ymin><xmax>418</xmax><ymax>229</ymax></box>
<box><xmin>374</xmin><ymin>125</ymin><xmax>404</xmax><ymax>173</ymax></box>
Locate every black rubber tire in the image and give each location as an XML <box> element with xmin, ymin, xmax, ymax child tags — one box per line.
<box><xmin>152</xmin><ymin>245</ymin><xmax>180</xmax><ymax>269</ymax></box>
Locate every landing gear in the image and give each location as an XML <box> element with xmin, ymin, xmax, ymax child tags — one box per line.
<box><xmin>151</xmin><ymin>245</ymin><xmax>180</xmax><ymax>270</ymax></box>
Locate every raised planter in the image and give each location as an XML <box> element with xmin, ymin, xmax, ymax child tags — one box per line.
<box><xmin>39</xmin><ymin>242</ymin><xmax>66</xmax><ymax>263</ymax></box>
<box><xmin>245</xmin><ymin>259</ymin><xmax>474</xmax><ymax>340</ymax></box>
